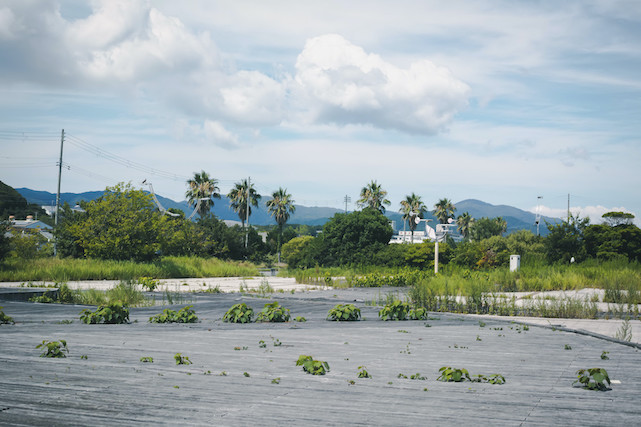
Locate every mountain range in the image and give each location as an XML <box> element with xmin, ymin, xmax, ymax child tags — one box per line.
<box><xmin>15</xmin><ymin>188</ymin><xmax>559</xmax><ymax>235</ymax></box>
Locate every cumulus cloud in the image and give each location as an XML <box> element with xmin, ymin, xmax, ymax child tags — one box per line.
<box><xmin>537</xmin><ymin>205</ymin><xmax>637</xmax><ymax>225</ymax></box>
<box><xmin>203</xmin><ymin>120</ymin><xmax>240</xmax><ymax>149</ymax></box>
<box><xmin>294</xmin><ymin>34</ymin><xmax>470</xmax><ymax>133</ymax></box>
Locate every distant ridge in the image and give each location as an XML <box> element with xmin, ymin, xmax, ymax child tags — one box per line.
<box><xmin>15</xmin><ymin>188</ymin><xmax>559</xmax><ymax>233</ymax></box>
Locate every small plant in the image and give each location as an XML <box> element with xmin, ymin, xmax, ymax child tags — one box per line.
<box><xmin>379</xmin><ymin>300</ymin><xmax>411</xmax><ymax>320</ymax></box>
<box><xmin>243</xmin><ymin>372</ymin><xmax>250</xmax><ymax>377</ymax></box>
<box><xmin>271</xmin><ymin>377</ymin><xmax>281</xmax><ymax>384</ymax></box>
<box><xmin>36</xmin><ymin>339</ymin><xmax>69</xmax><ymax>358</ymax></box>
<box><xmin>397</xmin><ymin>373</ymin><xmax>408</xmax><ymax>379</ymax></box>
<box><xmin>0</xmin><ymin>307</ymin><xmax>15</xmax><ymax>325</ymax></box>
<box><xmin>294</xmin><ymin>316</ymin><xmax>307</xmax><ymax>322</ymax></box>
<box><xmin>258</xmin><ymin>340</ymin><xmax>267</xmax><ymax>348</ymax></box>
<box><xmin>357</xmin><ymin>366</ymin><xmax>372</xmax><ymax>378</ymax></box>
<box><xmin>600</xmin><ymin>351</ymin><xmax>610</xmax><ymax>360</ymax></box>
<box><xmin>327</xmin><ymin>304</ymin><xmax>361</xmax><ymax>321</ymax></box>
<box><xmin>479</xmin><ymin>321</ymin><xmax>486</xmax><ymax>327</ymax></box>
<box><xmin>80</xmin><ymin>354</ymin><xmax>88</xmax><ymax>360</ymax></box>
<box><xmin>140</xmin><ymin>356</ymin><xmax>154</xmax><ymax>363</ymax></box>
<box><xmin>271</xmin><ymin>336</ymin><xmax>282</xmax><ymax>347</ymax></box>
<box><xmin>223</xmin><ymin>303</ymin><xmax>254</xmax><ymax>323</ymax></box>
<box><xmin>296</xmin><ymin>355</ymin><xmax>330</xmax><ymax>375</ymax></box>
<box><xmin>234</xmin><ymin>346</ymin><xmax>248</xmax><ymax>351</ymax></box>
<box><xmin>149</xmin><ymin>305</ymin><xmax>198</xmax><ymax>323</ymax></box>
<box><xmin>219</xmin><ymin>371</ymin><xmax>227</xmax><ymax>376</ymax></box>
<box><xmin>138</xmin><ymin>277</ymin><xmax>160</xmax><ymax>292</ymax></box>
<box><xmin>408</xmin><ymin>306</ymin><xmax>428</xmax><ymax>320</ymax></box>
<box><xmin>174</xmin><ymin>353</ymin><xmax>192</xmax><ymax>365</ymax></box>
<box><xmin>437</xmin><ymin>366</ymin><xmax>471</xmax><ymax>382</ymax></box>
<box><xmin>30</xmin><ymin>294</ymin><xmax>55</xmax><ymax>303</ymax></box>
<box><xmin>564</xmin><ymin>344</ymin><xmax>572</xmax><ymax>350</ymax></box>
<box><xmin>256</xmin><ymin>301</ymin><xmax>291</xmax><ymax>322</ymax></box>
<box><xmin>257</xmin><ymin>278</ymin><xmax>275</xmax><ymax>296</ymax></box>
<box><xmin>79</xmin><ymin>302</ymin><xmax>129</xmax><ymax>324</ymax></box>
<box><xmin>485</xmin><ymin>374</ymin><xmax>506</xmax><ymax>385</ymax></box>
<box><xmin>410</xmin><ymin>373</ymin><xmax>427</xmax><ymax>380</ymax></box>
<box><xmin>476</xmin><ymin>335</ymin><xmax>482</xmax><ymax>341</ymax></box>
<box><xmin>615</xmin><ymin>318</ymin><xmax>632</xmax><ymax>342</ymax></box>
<box><xmin>574</xmin><ymin>368</ymin><xmax>611</xmax><ymax>391</ymax></box>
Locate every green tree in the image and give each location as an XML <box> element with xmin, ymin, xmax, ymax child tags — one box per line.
<box><xmin>433</xmin><ymin>198</ymin><xmax>456</xmax><ymax>224</ymax></box>
<box><xmin>281</xmin><ymin>235</ymin><xmax>316</xmax><ymax>268</ymax></box>
<box><xmin>469</xmin><ymin>217</ymin><xmax>507</xmax><ymax>241</ymax></box>
<box><xmin>227</xmin><ymin>179</ymin><xmax>261</xmax><ymax>228</ymax></box>
<box><xmin>601</xmin><ymin>211</ymin><xmax>635</xmax><ymax>227</ymax></box>
<box><xmin>59</xmin><ymin>183</ymin><xmax>164</xmax><ymax>261</ymax></box>
<box><xmin>544</xmin><ymin>215</ymin><xmax>589</xmax><ymax>264</ymax></box>
<box><xmin>456</xmin><ymin>212</ymin><xmax>474</xmax><ymax>240</ymax></box>
<box><xmin>317</xmin><ymin>208</ymin><xmax>393</xmax><ymax>266</ymax></box>
<box><xmin>0</xmin><ymin>220</ymin><xmax>10</xmax><ymax>262</ymax></box>
<box><xmin>266</xmin><ymin>188</ymin><xmax>296</xmax><ymax>262</ymax></box>
<box><xmin>186</xmin><ymin>171</ymin><xmax>221</xmax><ymax>218</ymax></box>
<box><xmin>400</xmin><ymin>193</ymin><xmax>426</xmax><ymax>243</ymax></box>
<box><xmin>584</xmin><ymin>223</ymin><xmax>641</xmax><ymax>262</ymax></box>
<box><xmin>357</xmin><ymin>180</ymin><xmax>391</xmax><ymax>213</ymax></box>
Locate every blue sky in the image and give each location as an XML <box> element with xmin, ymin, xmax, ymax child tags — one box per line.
<box><xmin>1</xmin><ymin>0</ymin><xmax>640</xmax><ymax>224</ymax></box>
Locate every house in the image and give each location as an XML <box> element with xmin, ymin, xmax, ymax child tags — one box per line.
<box><xmin>7</xmin><ymin>216</ymin><xmax>53</xmax><ymax>241</ymax></box>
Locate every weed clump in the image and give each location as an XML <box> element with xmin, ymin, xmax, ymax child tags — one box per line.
<box><xmin>80</xmin><ymin>302</ymin><xmax>130</xmax><ymax>324</ymax></box>
<box><xmin>149</xmin><ymin>305</ymin><xmax>198</xmax><ymax>323</ymax></box>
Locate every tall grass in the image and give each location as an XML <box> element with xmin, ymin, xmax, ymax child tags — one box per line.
<box><xmin>0</xmin><ymin>256</ymin><xmax>259</xmax><ymax>282</ymax></box>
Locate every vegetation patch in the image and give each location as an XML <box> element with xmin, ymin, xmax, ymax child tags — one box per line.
<box><xmin>256</xmin><ymin>301</ymin><xmax>291</xmax><ymax>322</ymax></box>
<box><xmin>140</xmin><ymin>356</ymin><xmax>154</xmax><ymax>363</ymax></box>
<box><xmin>327</xmin><ymin>304</ymin><xmax>361</xmax><ymax>321</ymax></box>
<box><xmin>574</xmin><ymin>368</ymin><xmax>611</xmax><ymax>391</ymax></box>
<box><xmin>437</xmin><ymin>366</ymin><xmax>505</xmax><ymax>384</ymax></box>
<box><xmin>296</xmin><ymin>355</ymin><xmax>330</xmax><ymax>375</ymax></box>
<box><xmin>174</xmin><ymin>353</ymin><xmax>192</xmax><ymax>365</ymax></box>
<box><xmin>357</xmin><ymin>366</ymin><xmax>372</xmax><ymax>379</ymax></box>
<box><xmin>379</xmin><ymin>300</ymin><xmax>428</xmax><ymax>320</ymax></box>
<box><xmin>0</xmin><ymin>307</ymin><xmax>15</xmax><ymax>325</ymax></box>
<box><xmin>149</xmin><ymin>305</ymin><xmax>198</xmax><ymax>323</ymax></box>
<box><xmin>223</xmin><ymin>303</ymin><xmax>254</xmax><ymax>323</ymax></box>
<box><xmin>80</xmin><ymin>302</ymin><xmax>130</xmax><ymax>324</ymax></box>
<box><xmin>37</xmin><ymin>339</ymin><xmax>69</xmax><ymax>358</ymax></box>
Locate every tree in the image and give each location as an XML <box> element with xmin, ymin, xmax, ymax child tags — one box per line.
<box><xmin>0</xmin><ymin>220</ymin><xmax>10</xmax><ymax>262</ymax></box>
<box><xmin>544</xmin><ymin>215</ymin><xmax>589</xmax><ymax>264</ymax></box>
<box><xmin>317</xmin><ymin>208</ymin><xmax>393</xmax><ymax>266</ymax></box>
<box><xmin>469</xmin><ymin>217</ymin><xmax>507</xmax><ymax>241</ymax></box>
<box><xmin>281</xmin><ymin>235</ymin><xmax>316</xmax><ymax>268</ymax></box>
<box><xmin>266</xmin><ymin>188</ymin><xmax>296</xmax><ymax>262</ymax></box>
<box><xmin>227</xmin><ymin>179</ymin><xmax>261</xmax><ymax>228</ymax></box>
<box><xmin>433</xmin><ymin>198</ymin><xmax>456</xmax><ymax>224</ymax></box>
<box><xmin>584</xmin><ymin>223</ymin><xmax>641</xmax><ymax>262</ymax></box>
<box><xmin>185</xmin><ymin>171</ymin><xmax>220</xmax><ymax>218</ymax></box>
<box><xmin>456</xmin><ymin>212</ymin><xmax>474</xmax><ymax>240</ymax></box>
<box><xmin>399</xmin><ymin>193</ymin><xmax>426</xmax><ymax>243</ymax></box>
<box><xmin>357</xmin><ymin>180</ymin><xmax>391</xmax><ymax>213</ymax></box>
<box><xmin>602</xmin><ymin>211</ymin><xmax>635</xmax><ymax>227</ymax></box>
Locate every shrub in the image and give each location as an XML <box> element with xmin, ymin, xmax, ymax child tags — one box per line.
<box><xmin>222</xmin><ymin>303</ymin><xmax>254</xmax><ymax>323</ymax></box>
<box><xmin>79</xmin><ymin>302</ymin><xmax>130</xmax><ymax>324</ymax></box>
<box><xmin>149</xmin><ymin>305</ymin><xmax>198</xmax><ymax>323</ymax></box>
<box><xmin>327</xmin><ymin>303</ymin><xmax>361</xmax><ymax>321</ymax></box>
<box><xmin>174</xmin><ymin>353</ymin><xmax>192</xmax><ymax>365</ymax></box>
<box><xmin>357</xmin><ymin>366</ymin><xmax>372</xmax><ymax>378</ymax></box>
<box><xmin>574</xmin><ymin>368</ymin><xmax>611</xmax><ymax>391</ymax></box>
<box><xmin>379</xmin><ymin>300</ymin><xmax>411</xmax><ymax>321</ymax></box>
<box><xmin>0</xmin><ymin>307</ymin><xmax>14</xmax><ymax>325</ymax></box>
<box><xmin>256</xmin><ymin>301</ymin><xmax>291</xmax><ymax>322</ymax></box>
<box><xmin>296</xmin><ymin>355</ymin><xmax>330</xmax><ymax>375</ymax></box>
<box><xmin>36</xmin><ymin>339</ymin><xmax>69</xmax><ymax>358</ymax></box>
<box><xmin>138</xmin><ymin>277</ymin><xmax>160</xmax><ymax>291</ymax></box>
<box><xmin>437</xmin><ymin>366</ymin><xmax>470</xmax><ymax>382</ymax></box>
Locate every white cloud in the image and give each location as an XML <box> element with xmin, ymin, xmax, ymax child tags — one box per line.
<box><xmin>293</xmin><ymin>34</ymin><xmax>469</xmax><ymax>133</ymax></box>
<box><xmin>203</xmin><ymin>120</ymin><xmax>240</xmax><ymax>149</ymax></box>
<box><xmin>537</xmin><ymin>205</ymin><xmax>637</xmax><ymax>225</ymax></box>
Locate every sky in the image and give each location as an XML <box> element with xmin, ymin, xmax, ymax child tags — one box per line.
<box><xmin>1</xmin><ymin>0</ymin><xmax>640</xmax><ymax>224</ymax></box>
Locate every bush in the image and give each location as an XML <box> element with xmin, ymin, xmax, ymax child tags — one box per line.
<box><xmin>327</xmin><ymin>303</ymin><xmax>361</xmax><ymax>321</ymax></box>
<box><xmin>79</xmin><ymin>302</ymin><xmax>130</xmax><ymax>324</ymax></box>
<box><xmin>574</xmin><ymin>368</ymin><xmax>611</xmax><ymax>391</ymax></box>
<box><xmin>36</xmin><ymin>339</ymin><xmax>69</xmax><ymax>358</ymax></box>
<box><xmin>149</xmin><ymin>305</ymin><xmax>198</xmax><ymax>323</ymax></box>
<box><xmin>256</xmin><ymin>301</ymin><xmax>291</xmax><ymax>322</ymax></box>
<box><xmin>223</xmin><ymin>303</ymin><xmax>254</xmax><ymax>323</ymax></box>
<box><xmin>0</xmin><ymin>306</ymin><xmax>15</xmax><ymax>325</ymax></box>
<box><xmin>296</xmin><ymin>355</ymin><xmax>330</xmax><ymax>375</ymax></box>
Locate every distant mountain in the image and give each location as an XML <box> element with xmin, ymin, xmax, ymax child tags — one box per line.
<box><xmin>15</xmin><ymin>188</ymin><xmax>559</xmax><ymax>233</ymax></box>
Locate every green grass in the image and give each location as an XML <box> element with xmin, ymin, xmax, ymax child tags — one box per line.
<box><xmin>0</xmin><ymin>256</ymin><xmax>259</xmax><ymax>282</ymax></box>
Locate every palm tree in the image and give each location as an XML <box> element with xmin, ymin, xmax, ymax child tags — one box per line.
<box><xmin>456</xmin><ymin>212</ymin><xmax>474</xmax><ymax>240</ymax></box>
<box><xmin>357</xmin><ymin>180</ymin><xmax>391</xmax><ymax>213</ymax></box>
<box><xmin>266</xmin><ymin>187</ymin><xmax>296</xmax><ymax>262</ymax></box>
<box><xmin>495</xmin><ymin>217</ymin><xmax>508</xmax><ymax>236</ymax></box>
<box><xmin>185</xmin><ymin>171</ymin><xmax>221</xmax><ymax>218</ymax></box>
<box><xmin>400</xmin><ymin>193</ymin><xmax>427</xmax><ymax>243</ymax></box>
<box><xmin>227</xmin><ymin>179</ymin><xmax>261</xmax><ymax>229</ymax></box>
<box><xmin>433</xmin><ymin>198</ymin><xmax>456</xmax><ymax>224</ymax></box>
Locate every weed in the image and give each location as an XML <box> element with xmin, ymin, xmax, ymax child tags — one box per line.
<box><xmin>223</xmin><ymin>303</ymin><xmax>254</xmax><ymax>323</ymax></box>
<box><xmin>36</xmin><ymin>339</ymin><xmax>69</xmax><ymax>358</ymax></box>
<box><xmin>79</xmin><ymin>302</ymin><xmax>129</xmax><ymax>324</ymax></box>
<box><xmin>397</xmin><ymin>373</ymin><xmax>408</xmax><ymax>379</ymax></box>
<box><xmin>327</xmin><ymin>304</ymin><xmax>361</xmax><ymax>321</ymax></box>
<box><xmin>476</xmin><ymin>335</ymin><xmax>482</xmax><ymax>341</ymax></box>
<box><xmin>296</xmin><ymin>355</ymin><xmax>330</xmax><ymax>375</ymax></box>
<box><xmin>479</xmin><ymin>321</ymin><xmax>486</xmax><ymax>327</ymax></box>
<box><xmin>204</xmin><ymin>285</ymin><xmax>222</xmax><ymax>293</ymax></box>
<box><xmin>397</xmin><ymin>329</ymin><xmax>409</xmax><ymax>333</ymax></box>
<box><xmin>243</xmin><ymin>372</ymin><xmax>250</xmax><ymax>377</ymax></box>
<box><xmin>258</xmin><ymin>340</ymin><xmax>266</xmax><ymax>348</ymax></box>
<box><xmin>257</xmin><ymin>278</ymin><xmax>274</xmax><ymax>296</ymax></box>
<box><xmin>256</xmin><ymin>301</ymin><xmax>291</xmax><ymax>322</ymax></box>
<box><xmin>271</xmin><ymin>336</ymin><xmax>282</xmax><ymax>347</ymax></box>
<box><xmin>272</xmin><ymin>377</ymin><xmax>281</xmax><ymax>384</ymax></box>
<box><xmin>0</xmin><ymin>307</ymin><xmax>15</xmax><ymax>325</ymax></box>
<box><xmin>410</xmin><ymin>373</ymin><xmax>426</xmax><ymax>380</ymax></box>
<box><xmin>174</xmin><ymin>353</ymin><xmax>192</xmax><ymax>365</ymax></box>
<box><xmin>564</xmin><ymin>344</ymin><xmax>572</xmax><ymax>350</ymax></box>
<box><xmin>574</xmin><ymin>368</ymin><xmax>611</xmax><ymax>391</ymax></box>
<box><xmin>80</xmin><ymin>355</ymin><xmax>88</xmax><ymax>360</ymax></box>
<box><xmin>357</xmin><ymin>366</ymin><xmax>372</xmax><ymax>379</ymax></box>
<box><xmin>234</xmin><ymin>346</ymin><xmax>249</xmax><ymax>351</ymax></box>
<box><xmin>348</xmin><ymin>379</ymin><xmax>356</xmax><ymax>385</ymax></box>
<box><xmin>614</xmin><ymin>318</ymin><xmax>632</xmax><ymax>342</ymax></box>
<box><xmin>140</xmin><ymin>356</ymin><xmax>154</xmax><ymax>363</ymax></box>
<box><xmin>137</xmin><ymin>277</ymin><xmax>160</xmax><ymax>291</ymax></box>
<box><xmin>600</xmin><ymin>351</ymin><xmax>610</xmax><ymax>360</ymax></box>
<box><xmin>149</xmin><ymin>305</ymin><xmax>198</xmax><ymax>323</ymax></box>
<box><xmin>294</xmin><ymin>316</ymin><xmax>307</xmax><ymax>322</ymax></box>
<box><xmin>438</xmin><ymin>366</ymin><xmax>506</xmax><ymax>384</ymax></box>
<box><xmin>219</xmin><ymin>371</ymin><xmax>227</xmax><ymax>376</ymax></box>
<box><xmin>57</xmin><ymin>319</ymin><xmax>73</xmax><ymax>324</ymax></box>
<box><xmin>30</xmin><ymin>293</ymin><xmax>55</xmax><ymax>303</ymax></box>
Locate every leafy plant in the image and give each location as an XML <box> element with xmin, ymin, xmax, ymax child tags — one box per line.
<box><xmin>0</xmin><ymin>307</ymin><xmax>14</xmax><ymax>325</ymax></box>
<box><xmin>271</xmin><ymin>377</ymin><xmax>281</xmax><ymax>384</ymax></box>
<box><xmin>140</xmin><ymin>356</ymin><xmax>154</xmax><ymax>363</ymax></box>
<box><xmin>258</xmin><ymin>340</ymin><xmax>267</xmax><ymax>348</ymax></box>
<box><xmin>600</xmin><ymin>351</ymin><xmax>610</xmax><ymax>360</ymax></box>
<box><xmin>243</xmin><ymin>372</ymin><xmax>250</xmax><ymax>377</ymax></box>
<box><xmin>564</xmin><ymin>344</ymin><xmax>572</xmax><ymax>350</ymax></box>
<box><xmin>174</xmin><ymin>353</ymin><xmax>192</xmax><ymax>365</ymax></box>
<box><xmin>379</xmin><ymin>300</ymin><xmax>411</xmax><ymax>320</ymax></box>
<box><xmin>138</xmin><ymin>276</ymin><xmax>160</xmax><ymax>291</ymax></box>
<box><xmin>79</xmin><ymin>302</ymin><xmax>130</xmax><ymax>324</ymax></box>
<box><xmin>408</xmin><ymin>306</ymin><xmax>428</xmax><ymax>320</ymax></box>
<box><xmin>294</xmin><ymin>316</ymin><xmax>307</xmax><ymax>322</ymax></box>
<box><xmin>438</xmin><ymin>367</ymin><xmax>470</xmax><ymax>382</ymax></box>
<box><xmin>296</xmin><ymin>355</ymin><xmax>330</xmax><ymax>375</ymax></box>
<box><xmin>615</xmin><ymin>318</ymin><xmax>632</xmax><ymax>341</ymax></box>
<box><xmin>410</xmin><ymin>373</ymin><xmax>427</xmax><ymax>380</ymax></box>
<box><xmin>574</xmin><ymin>368</ymin><xmax>611</xmax><ymax>391</ymax></box>
<box><xmin>256</xmin><ymin>301</ymin><xmax>291</xmax><ymax>322</ymax></box>
<box><xmin>149</xmin><ymin>305</ymin><xmax>198</xmax><ymax>323</ymax></box>
<box><xmin>36</xmin><ymin>339</ymin><xmax>69</xmax><ymax>358</ymax></box>
<box><xmin>357</xmin><ymin>366</ymin><xmax>372</xmax><ymax>378</ymax></box>
<box><xmin>223</xmin><ymin>303</ymin><xmax>254</xmax><ymax>323</ymax></box>
<box><xmin>327</xmin><ymin>303</ymin><xmax>361</xmax><ymax>321</ymax></box>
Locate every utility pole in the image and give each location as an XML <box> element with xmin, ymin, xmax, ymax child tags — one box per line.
<box><xmin>343</xmin><ymin>195</ymin><xmax>351</xmax><ymax>213</ymax></box>
<box><xmin>245</xmin><ymin>177</ymin><xmax>250</xmax><ymax>248</ymax></box>
<box><xmin>567</xmin><ymin>193</ymin><xmax>571</xmax><ymax>222</ymax></box>
<box><xmin>54</xmin><ymin>129</ymin><xmax>65</xmax><ymax>256</ymax></box>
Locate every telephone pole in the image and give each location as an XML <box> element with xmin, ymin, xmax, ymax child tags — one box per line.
<box><xmin>54</xmin><ymin>129</ymin><xmax>65</xmax><ymax>256</ymax></box>
<box><xmin>245</xmin><ymin>177</ymin><xmax>251</xmax><ymax>248</ymax></box>
<box><xmin>344</xmin><ymin>195</ymin><xmax>351</xmax><ymax>213</ymax></box>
